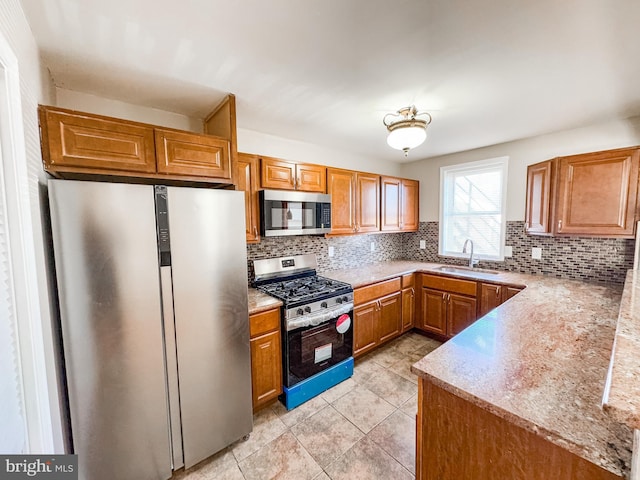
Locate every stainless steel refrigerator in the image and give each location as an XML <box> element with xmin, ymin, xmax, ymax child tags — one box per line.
<box><xmin>48</xmin><ymin>179</ymin><xmax>253</xmax><ymax>480</ymax></box>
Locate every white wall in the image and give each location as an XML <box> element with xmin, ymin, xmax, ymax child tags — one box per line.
<box><xmin>401</xmin><ymin>116</ymin><xmax>640</xmax><ymax>221</ymax></box>
<box><xmin>55</xmin><ymin>88</ymin><xmax>203</xmax><ymax>132</ymax></box>
<box><xmin>0</xmin><ymin>0</ymin><xmax>63</xmax><ymax>453</ymax></box>
<box><xmin>238</xmin><ymin>128</ymin><xmax>401</xmax><ymax>176</ymax></box>
<box><xmin>55</xmin><ymin>89</ymin><xmax>402</xmax><ymax>176</ymax></box>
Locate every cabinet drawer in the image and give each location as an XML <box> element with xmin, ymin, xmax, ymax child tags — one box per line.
<box><xmin>249</xmin><ymin>308</ymin><xmax>280</xmax><ymax>338</ymax></box>
<box><xmin>354</xmin><ymin>277</ymin><xmax>401</xmax><ymax>305</ymax></box>
<box><xmin>401</xmin><ymin>273</ymin><xmax>415</xmax><ymax>289</ymax></box>
<box><xmin>422</xmin><ymin>274</ymin><xmax>476</xmax><ymax>297</ymax></box>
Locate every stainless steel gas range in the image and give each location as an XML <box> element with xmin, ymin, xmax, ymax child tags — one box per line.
<box><xmin>253</xmin><ymin>254</ymin><xmax>354</xmax><ymax>409</ymax></box>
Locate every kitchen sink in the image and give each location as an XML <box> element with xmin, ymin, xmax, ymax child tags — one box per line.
<box><xmin>435</xmin><ymin>265</ymin><xmax>500</xmax><ymax>275</ymax></box>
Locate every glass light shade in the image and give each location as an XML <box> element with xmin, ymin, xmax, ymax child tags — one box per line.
<box><xmin>386</xmin><ymin>125</ymin><xmax>427</xmax><ymax>151</ymax></box>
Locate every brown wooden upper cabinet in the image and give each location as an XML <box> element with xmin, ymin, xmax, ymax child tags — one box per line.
<box><xmin>381</xmin><ymin>176</ymin><xmax>419</xmax><ymax>232</ymax></box>
<box><xmin>39</xmin><ymin>104</ymin><xmax>234</xmax><ymax>184</ymax></box>
<box><xmin>327</xmin><ymin>168</ymin><xmax>380</xmax><ymax>234</ymax></box>
<box><xmin>237</xmin><ymin>153</ymin><xmax>261</xmax><ymax>243</ymax></box>
<box><xmin>525</xmin><ymin>146</ymin><xmax>640</xmax><ymax>238</ymax></box>
<box><xmin>260</xmin><ymin>156</ymin><xmax>326</xmax><ymax>192</ymax></box>
<box><xmin>39</xmin><ymin>106</ymin><xmax>157</xmax><ymax>174</ymax></box>
<box><xmin>155</xmin><ymin>129</ymin><xmax>231</xmax><ymax>178</ymax></box>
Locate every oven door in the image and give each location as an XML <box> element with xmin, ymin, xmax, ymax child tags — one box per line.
<box><xmin>285</xmin><ymin>312</ymin><xmax>353</xmax><ymax>387</ymax></box>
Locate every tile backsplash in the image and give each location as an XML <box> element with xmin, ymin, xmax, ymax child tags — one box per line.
<box><xmin>246</xmin><ymin>233</ymin><xmax>405</xmax><ymax>283</ymax></box>
<box><xmin>402</xmin><ymin>221</ymin><xmax>635</xmax><ymax>286</ymax></box>
<box><xmin>247</xmin><ymin>222</ymin><xmax>634</xmax><ymax>286</ymax></box>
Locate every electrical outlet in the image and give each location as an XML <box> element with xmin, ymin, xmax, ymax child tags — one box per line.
<box><xmin>420</xmin><ymin>240</ymin><xmax>426</xmax><ymax>249</ymax></box>
<box><xmin>532</xmin><ymin>247</ymin><xmax>542</xmax><ymax>260</ymax></box>
<box><xmin>504</xmin><ymin>246</ymin><xmax>513</xmax><ymax>257</ymax></box>
<box><xmin>370</xmin><ymin>242</ymin><xmax>376</xmax><ymax>252</ymax></box>
<box><xmin>328</xmin><ymin>246</ymin><xmax>335</xmax><ymax>257</ymax></box>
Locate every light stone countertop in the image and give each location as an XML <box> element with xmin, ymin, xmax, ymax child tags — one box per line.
<box><xmin>321</xmin><ymin>261</ymin><xmax>633</xmax><ymax>478</ymax></box>
<box><xmin>602</xmin><ymin>270</ymin><xmax>640</xmax><ymax>431</ymax></box>
<box><xmin>247</xmin><ymin>287</ymin><xmax>282</xmax><ymax>315</ymax></box>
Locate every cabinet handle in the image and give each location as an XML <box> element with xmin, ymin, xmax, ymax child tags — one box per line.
<box><xmin>296</xmin><ymin>177</ymin><xmax>301</xmax><ymax>189</ymax></box>
<box><xmin>410</xmin><ymin>288</ymin><xmax>415</xmax><ymax>297</ymax></box>
<box><xmin>496</xmin><ymin>286</ymin><xmax>501</xmax><ymax>297</ymax></box>
<box><xmin>253</xmin><ymin>227</ymin><xmax>258</xmax><ymax>237</ymax></box>
<box><xmin>558</xmin><ymin>220</ymin><xmax>562</xmax><ymax>230</ymax></box>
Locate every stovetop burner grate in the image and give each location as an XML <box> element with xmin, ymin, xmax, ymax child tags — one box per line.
<box><xmin>256</xmin><ymin>274</ymin><xmax>352</xmax><ymax>306</ymax></box>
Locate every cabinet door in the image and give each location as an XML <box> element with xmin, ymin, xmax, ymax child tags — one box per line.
<box><xmin>327</xmin><ymin>168</ymin><xmax>356</xmax><ymax>234</ymax></box>
<box><xmin>378</xmin><ymin>292</ymin><xmax>402</xmax><ymax>344</ymax></box>
<box><xmin>155</xmin><ymin>129</ymin><xmax>232</xmax><ymax>180</ymax></box>
<box><xmin>39</xmin><ymin>106</ymin><xmax>156</xmax><ymax>174</ymax></box>
<box><xmin>420</xmin><ymin>288</ymin><xmax>447</xmax><ymax>336</ymax></box>
<box><xmin>402</xmin><ymin>287</ymin><xmax>415</xmax><ymax>332</ymax></box>
<box><xmin>353</xmin><ymin>301</ymin><xmax>378</xmax><ymax>357</ymax></box>
<box><xmin>260</xmin><ymin>157</ymin><xmax>296</xmax><ymax>190</ymax></box>
<box><xmin>296</xmin><ymin>164</ymin><xmax>326</xmax><ymax>192</ymax></box>
<box><xmin>479</xmin><ymin>283</ymin><xmax>503</xmax><ymax>317</ymax></box>
<box><xmin>401</xmin><ymin>179</ymin><xmax>420</xmax><ymax>231</ymax></box>
<box><xmin>503</xmin><ymin>286</ymin><xmax>523</xmax><ymax>301</ymax></box>
<box><xmin>448</xmin><ymin>293</ymin><xmax>478</xmax><ymax>337</ymax></box>
<box><xmin>525</xmin><ymin>160</ymin><xmax>554</xmax><ymax>235</ymax></box>
<box><xmin>381</xmin><ymin>176</ymin><xmax>401</xmax><ymax>231</ymax></box>
<box><xmin>237</xmin><ymin>154</ymin><xmax>260</xmax><ymax>243</ymax></box>
<box><xmin>556</xmin><ymin>148</ymin><xmax>640</xmax><ymax>237</ymax></box>
<box><xmin>356</xmin><ymin>173</ymin><xmax>381</xmax><ymax>232</ymax></box>
<box><xmin>250</xmin><ymin>330</ymin><xmax>282</xmax><ymax>411</ymax></box>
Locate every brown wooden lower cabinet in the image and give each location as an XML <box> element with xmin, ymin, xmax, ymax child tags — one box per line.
<box><xmin>420</xmin><ymin>288</ymin><xmax>448</xmax><ymax>336</ymax></box>
<box><xmin>353</xmin><ymin>278</ymin><xmax>402</xmax><ymax>357</ymax></box>
<box><xmin>354</xmin><ymin>292</ymin><xmax>402</xmax><ymax>357</ymax></box>
<box><xmin>479</xmin><ymin>282</ymin><xmax>524</xmax><ymax>317</ymax></box>
<box><xmin>377</xmin><ymin>292</ymin><xmax>402</xmax><ymax>343</ymax></box>
<box><xmin>249</xmin><ymin>308</ymin><xmax>282</xmax><ymax>411</ymax></box>
<box><xmin>401</xmin><ymin>273</ymin><xmax>416</xmax><ymax>332</ymax></box>
<box><xmin>353</xmin><ymin>301</ymin><xmax>378</xmax><ymax>357</ymax></box>
<box><xmin>416</xmin><ymin>379</ymin><xmax>621</xmax><ymax>480</ymax></box>
<box><xmin>418</xmin><ymin>274</ymin><xmax>477</xmax><ymax>338</ymax></box>
<box><xmin>447</xmin><ymin>293</ymin><xmax>478</xmax><ymax>336</ymax></box>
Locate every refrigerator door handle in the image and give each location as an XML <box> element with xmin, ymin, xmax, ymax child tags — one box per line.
<box><xmin>160</xmin><ymin>265</ymin><xmax>184</xmax><ymax>470</ymax></box>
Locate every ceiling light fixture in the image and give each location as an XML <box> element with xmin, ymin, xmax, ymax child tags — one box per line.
<box><xmin>383</xmin><ymin>106</ymin><xmax>432</xmax><ymax>156</ymax></box>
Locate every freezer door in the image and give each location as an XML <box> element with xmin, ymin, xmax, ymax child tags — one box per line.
<box><xmin>48</xmin><ymin>180</ymin><xmax>171</xmax><ymax>480</ymax></box>
<box><xmin>167</xmin><ymin>187</ymin><xmax>253</xmax><ymax>468</ymax></box>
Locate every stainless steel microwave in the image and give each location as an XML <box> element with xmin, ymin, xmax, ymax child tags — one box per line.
<box><xmin>259</xmin><ymin>189</ymin><xmax>331</xmax><ymax>236</ymax></box>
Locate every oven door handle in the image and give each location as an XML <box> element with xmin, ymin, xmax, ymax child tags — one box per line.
<box><xmin>286</xmin><ymin>302</ymin><xmax>354</xmax><ymax>331</ymax></box>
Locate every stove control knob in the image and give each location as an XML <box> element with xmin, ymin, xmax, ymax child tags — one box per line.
<box><xmin>297</xmin><ymin>308</ymin><xmax>304</xmax><ymax>315</ymax></box>
<box><xmin>304</xmin><ymin>306</ymin><xmax>312</xmax><ymax>313</ymax></box>
<box><xmin>321</xmin><ymin>301</ymin><xmax>328</xmax><ymax>308</ymax></box>
<box><xmin>342</xmin><ymin>296</ymin><xmax>349</xmax><ymax>303</ymax></box>
<box><xmin>336</xmin><ymin>297</ymin><xmax>343</xmax><ymax>304</ymax></box>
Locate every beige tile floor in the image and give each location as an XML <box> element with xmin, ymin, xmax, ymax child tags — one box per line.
<box><xmin>172</xmin><ymin>332</ymin><xmax>441</xmax><ymax>480</ymax></box>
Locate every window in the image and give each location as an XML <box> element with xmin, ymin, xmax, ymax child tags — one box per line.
<box><xmin>439</xmin><ymin>157</ymin><xmax>508</xmax><ymax>261</ymax></box>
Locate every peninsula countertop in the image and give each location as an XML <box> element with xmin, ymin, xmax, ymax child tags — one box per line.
<box><xmin>322</xmin><ymin>261</ymin><xmax>633</xmax><ymax>478</ymax></box>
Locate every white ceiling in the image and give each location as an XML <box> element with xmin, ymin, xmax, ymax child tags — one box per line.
<box><xmin>20</xmin><ymin>0</ymin><xmax>640</xmax><ymax>163</ymax></box>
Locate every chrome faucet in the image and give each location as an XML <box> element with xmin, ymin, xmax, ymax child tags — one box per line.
<box><xmin>462</xmin><ymin>239</ymin><xmax>479</xmax><ymax>268</ymax></box>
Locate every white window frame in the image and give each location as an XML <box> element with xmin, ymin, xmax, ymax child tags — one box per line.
<box><xmin>439</xmin><ymin>157</ymin><xmax>509</xmax><ymax>262</ymax></box>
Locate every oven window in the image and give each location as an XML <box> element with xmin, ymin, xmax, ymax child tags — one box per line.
<box><xmin>285</xmin><ymin>315</ymin><xmax>353</xmax><ymax>387</ymax></box>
